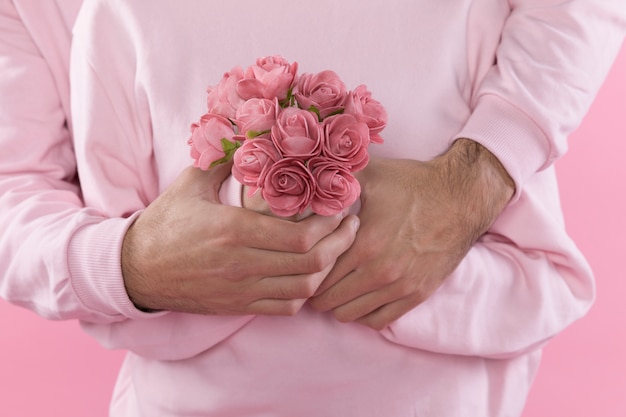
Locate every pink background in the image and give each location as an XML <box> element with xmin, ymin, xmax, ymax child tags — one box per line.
<box><xmin>1</xmin><ymin>44</ymin><xmax>625</xmax><ymax>417</ymax></box>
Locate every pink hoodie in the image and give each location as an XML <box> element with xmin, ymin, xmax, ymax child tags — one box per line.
<box><xmin>1</xmin><ymin>0</ymin><xmax>624</xmax><ymax>415</ymax></box>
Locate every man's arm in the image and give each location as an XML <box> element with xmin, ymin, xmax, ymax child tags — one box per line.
<box><xmin>122</xmin><ymin>164</ymin><xmax>360</xmax><ymax>316</ymax></box>
<box><xmin>309</xmin><ymin>140</ymin><xmax>514</xmax><ymax>329</ymax></box>
<box><xmin>310</xmin><ymin>0</ymin><xmax>625</xmax><ymax>329</ymax></box>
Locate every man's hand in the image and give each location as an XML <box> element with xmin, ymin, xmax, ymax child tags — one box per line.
<box><xmin>308</xmin><ymin>139</ymin><xmax>515</xmax><ymax>330</ymax></box>
<box><xmin>121</xmin><ymin>163</ymin><xmax>359</xmax><ymax>316</ymax></box>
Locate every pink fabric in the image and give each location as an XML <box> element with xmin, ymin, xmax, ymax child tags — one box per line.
<box><xmin>0</xmin><ymin>0</ymin><xmax>624</xmax><ymax>415</ymax></box>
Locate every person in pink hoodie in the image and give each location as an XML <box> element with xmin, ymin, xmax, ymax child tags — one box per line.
<box><xmin>1</xmin><ymin>1</ymin><xmax>625</xmax><ymax>416</ymax></box>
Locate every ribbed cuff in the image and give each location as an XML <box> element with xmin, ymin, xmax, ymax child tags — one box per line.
<box><xmin>68</xmin><ymin>213</ymin><xmax>166</xmax><ymax>320</ymax></box>
<box><xmin>454</xmin><ymin>94</ymin><xmax>554</xmax><ymax>202</ymax></box>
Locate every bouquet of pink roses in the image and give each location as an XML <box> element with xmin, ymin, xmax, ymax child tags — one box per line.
<box><xmin>188</xmin><ymin>55</ymin><xmax>387</xmax><ymax>217</ymax></box>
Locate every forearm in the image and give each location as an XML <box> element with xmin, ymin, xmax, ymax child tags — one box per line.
<box><xmin>430</xmin><ymin>138</ymin><xmax>515</xmax><ymax>244</ymax></box>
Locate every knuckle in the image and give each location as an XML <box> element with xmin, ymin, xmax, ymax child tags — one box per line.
<box><xmin>306</xmin><ymin>250</ymin><xmax>331</xmax><ymax>273</ymax></box>
<box><xmin>296</xmin><ymin>276</ymin><xmax>319</xmax><ymax>298</ymax></box>
<box><xmin>394</xmin><ymin>277</ymin><xmax>419</xmax><ymax>297</ymax></box>
<box><xmin>282</xmin><ymin>299</ymin><xmax>305</xmax><ymax>316</ymax></box>
<box><xmin>374</xmin><ymin>260</ymin><xmax>404</xmax><ymax>285</ymax></box>
<box><xmin>374</xmin><ymin>270</ymin><xmax>397</xmax><ymax>287</ymax></box>
<box><xmin>289</xmin><ymin>230</ymin><xmax>315</xmax><ymax>253</ymax></box>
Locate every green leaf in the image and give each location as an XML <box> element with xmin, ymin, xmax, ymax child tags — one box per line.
<box><xmin>325</xmin><ymin>108</ymin><xmax>344</xmax><ymax>118</ymax></box>
<box><xmin>221</xmin><ymin>138</ymin><xmax>240</xmax><ymax>152</ymax></box>
<box><xmin>208</xmin><ymin>138</ymin><xmax>242</xmax><ymax>168</ymax></box>
<box><xmin>246</xmin><ymin>129</ymin><xmax>271</xmax><ymax>139</ymax></box>
<box><xmin>209</xmin><ymin>155</ymin><xmax>232</xmax><ymax>168</ymax></box>
<box><xmin>308</xmin><ymin>105</ymin><xmax>321</xmax><ymax>122</ymax></box>
<box><xmin>279</xmin><ymin>87</ymin><xmax>295</xmax><ymax>108</ymax></box>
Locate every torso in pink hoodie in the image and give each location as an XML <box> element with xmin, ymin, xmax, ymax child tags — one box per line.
<box><xmin>2</xmin><ymin>0</ymin><xmax>625</xmax><ymax>416</ymax></box>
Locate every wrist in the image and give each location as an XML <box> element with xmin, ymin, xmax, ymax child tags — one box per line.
<box><xmin>445</xmin><ymin>138</ymin><xmax>515</xmax><ymax>196</ymax></box>
<box><xmin>121</xmin><ymin>217</ymin><xmax>160</xmax><ymax>312</ymax></box>
<box><xmin>431</xmin><ymin>138</ymin><xmax>515</xmax><ymax>241</ymax></box>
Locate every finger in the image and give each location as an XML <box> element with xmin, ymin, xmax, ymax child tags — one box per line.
<box><xmin>232</xmin><ymin>215</ymin><xmax>360</xmax><ymax>280</ymax></box>
<box><xmin>330</xmin><ymin>277</ymin><xmax>412</xmax><ymax>323</ymax></box>
<box><xmin>313</xmin><ymin>238</ymin><xmax>362</xmax><ymax>296</ymax></box>
<box><xmin>309</xmin><ymin>264</ymin><xmax>391</xmax><ymax>312</ymax></box>
<box><xmin>355</xmin><ymin>295</ymin><xmax>424</xmax><ymax>331</ymax></box>
<box><xmin>245</xmin><ymin>297</ymin><xmax>308</xmax><ymax>316</ymax></box>
<box><xmin>255</xmin><ymin>262</ymin><xmax>334</xmax><ymax>300</ymax></box>
<box><xmin>312</xmin><ymin>207</ymin><xmax>385</xmax><ymax>299</ymax></box>
<box><xmin>230</xmin><ymin>210</ymin><xmax>353</xmax><ymax>254</ymax></box>
<box><xmin>183</xmin><ymin>163</ymin><xmax>234</xmax><ymax>200</ymax></box>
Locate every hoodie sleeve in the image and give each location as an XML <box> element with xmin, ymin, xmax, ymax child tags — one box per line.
<box><xmin>455</xmin><ymin>0</ymin><xmax>626</xmax><ymax>202</ymax></box>
<box><xmin>384</xmin><ymin>1</ymin><xmax>623</xmax><ymax>357</ymax></box>
<box><xmin>0</xmin><ymin>0</ymin><xmax>146</xmax><ymax>323</ymax></box>
<box><xmin>0</xmin><ymin>1</ymin><xmax>253</xmax><ymax>360</ymax></box>
<box><xmin>68</xmin><ymin>0</ymin><xmax>253</xmax><ymax>360</ymax></box>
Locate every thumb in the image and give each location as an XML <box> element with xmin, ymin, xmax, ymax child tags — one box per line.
<box><xmin>192</xmin><ymin>161</ymin><xmax>235</xmax><ymax>203</ymax></box>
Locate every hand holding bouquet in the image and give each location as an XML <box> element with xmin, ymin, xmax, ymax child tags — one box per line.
<box><xmin>188</xmin><ymin>56</ymin><xmax>387</xmax><ymax>217</ymax></box>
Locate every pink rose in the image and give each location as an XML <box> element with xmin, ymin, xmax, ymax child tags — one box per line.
<box><xmin>231</xmin><ymin>138</ymin><xmax>282</xmax><ymax>191</ymax></box>
<box><xmin>308</xmin><ymin>157</ymin><xmax>361</xmax><ymax>216</ymax></box>
<box><xmin>261</xmin><ymin>158</ymin><xmax>316</xmax><ymax>217</ymax></box>
<box><xmin>294</xmin><ymin>70</ymin><xmax>347</xmax><ymax>120</ymax></box>
<box><xmin>187</xmin><ymin>113</ymin><xmax>239</xmax><ymax>170</ymax></box>
<box><xmin>343</xmin><ymin>84</ymin><xmax>387</xmax><ymax>144</ymax></box>
<box><xmin>205</xmin><ymin>66</ymin><xmax>246</xmax><ymax>119</ymax></box>
<box><xmin>271</xmin><ymin>107</ymin><xmax>322</xmax><ymax>159</ymax></box>
<box><xmin>234</xmin><ymin>98</ymin><xmax>279</xmax><ymax>139</ymax></box>
<box><xmin>237</xmin><ymin>55</ymin><xmax>298</xmax><ymax>101</ymax></box>
<box><xmin>322</xmin><ymin>113</ymin><xmax>370</xmax><ymax>172</ymax></box>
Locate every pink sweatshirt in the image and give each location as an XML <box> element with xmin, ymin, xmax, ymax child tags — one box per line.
<box><xmin>1</xmin><ymin>1</ymin><xmax>625</xmax><ymax>415</ymax></box>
